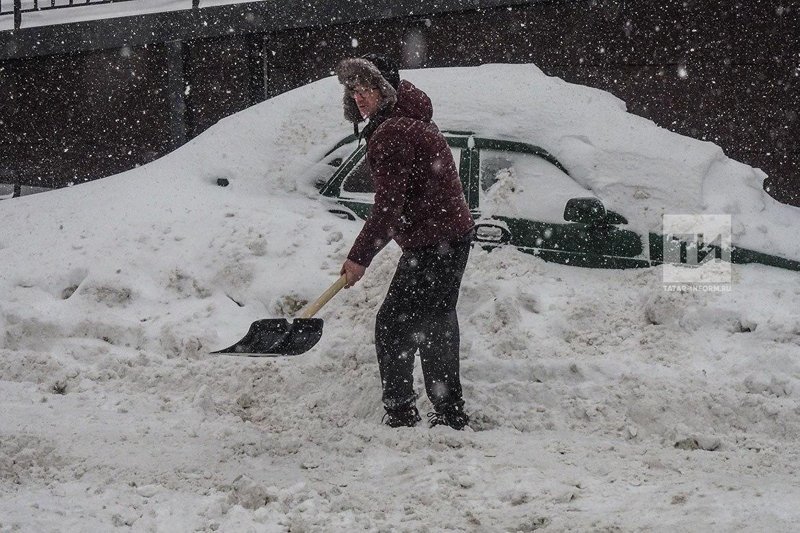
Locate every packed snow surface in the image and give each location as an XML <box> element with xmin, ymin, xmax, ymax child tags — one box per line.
<box><xmin>2</xmin><ymin>65</ymin><xmax>799</xmax><ymax>531</ymax></box>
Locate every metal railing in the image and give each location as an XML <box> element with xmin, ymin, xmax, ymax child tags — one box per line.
<box><xmin>0</xmin><ymin>0</ymin><xmax>201</xmax><ymax>30</ymax></box>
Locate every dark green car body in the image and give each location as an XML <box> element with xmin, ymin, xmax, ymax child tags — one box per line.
<box><xmin>318</xmin><ymin>132</ymin><xmax>800</xmax><ymax>273</ymax></box>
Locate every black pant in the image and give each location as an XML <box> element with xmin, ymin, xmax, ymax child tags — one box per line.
<box><xmin>375</xmin><ymin>233</ymin><xmax>471</xmax><ymax>412</ymax></box>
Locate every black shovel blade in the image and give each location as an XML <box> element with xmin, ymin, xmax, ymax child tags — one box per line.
<box><xmin>212</xmin><ymin>318</ymin><xmax>324</xmax><ymax>356</ymax></box>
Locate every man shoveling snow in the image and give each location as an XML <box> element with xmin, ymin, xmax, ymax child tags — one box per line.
<box><xmin>336</xmin><ymin>54</ymin><xmax>475</xmax><ymax>430</ymax></box>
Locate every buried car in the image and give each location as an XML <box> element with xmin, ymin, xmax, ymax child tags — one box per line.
<box><xmin>315</xmin><ymin>131</ymin><xmax>800</xmax><ymax>273</ymax></box>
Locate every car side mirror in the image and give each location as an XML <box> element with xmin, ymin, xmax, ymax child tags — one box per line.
<box><xmin>604</xmin><ymin>211</ymin><xmax>628</xmax><ymax>225</ymax></box>
<box><xmin>564</xmin><ymin>197</ymin><xmax>607</xmax><ymax>224</ymax></box>
<box><xmin>563</xmin><ymin>197</ymin><xmax>628</xmax><ymax>226</ymax></box>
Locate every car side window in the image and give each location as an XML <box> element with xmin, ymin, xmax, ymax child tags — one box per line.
<box><xmin>480</xmin><ymin>152</ymin><xmax>515</xmax><ymax>192</ymax></box>
<box><xmin>342</xmin><ymin>159</ymin><xmax>373</xmax><ymax>194</ymax></box>
<box><xmin>478</xmin><ymin>149</ymin><xmax>590</xmax><ymax>223</ymax></box>
<box><xmin>341</xmin><ymin>147</ymin><xmax>462</xmax><ymax>196</ymax></box>
<box><xmin>449</xmin><ymin>148</ymin><xmax>462</xmax><ymax>176</ymax></box>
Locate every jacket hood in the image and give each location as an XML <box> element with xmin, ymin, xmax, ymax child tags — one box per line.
<box><xmin>389</xmin><ymin>80</ymin><xmax>433</xmax><ymax>123</ymax></box>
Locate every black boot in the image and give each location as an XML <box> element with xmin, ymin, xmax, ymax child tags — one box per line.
<box><xmin>382</xmin><ymin>405</ymin><xmax>422</xmax><ymax>428</ymax></box>
<box><xmin>427</xmin><ymin>404</ymin><xmax>469</xmax><ymax>430</ymax></box>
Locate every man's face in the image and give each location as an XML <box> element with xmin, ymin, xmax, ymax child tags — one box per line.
<box><xmin>352</xmin><ymin>85</ymin><xmax>381</xmax><ymax>119</ymax></box>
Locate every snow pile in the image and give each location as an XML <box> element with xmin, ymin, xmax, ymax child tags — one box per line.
<box><xmin>2</xmin><ymin>65</ymin><xmax>800</xmax><ymax>531</ymax></box>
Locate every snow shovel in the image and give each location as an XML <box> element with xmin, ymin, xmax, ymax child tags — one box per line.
<box><xmin>213</xmin><ymin>274</ymin><xmax>347</xmax><ymax>357</ymax></box>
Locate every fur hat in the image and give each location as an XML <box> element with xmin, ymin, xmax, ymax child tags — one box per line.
<box><xmin>335</xmin><ymin>56</ymin><xmax>398</xmax><ymax>124</ymax></box>
<box><xmin>360</xmin><ymin>53</ymin><xmax>400</xmax><ymax>90</ymax></box>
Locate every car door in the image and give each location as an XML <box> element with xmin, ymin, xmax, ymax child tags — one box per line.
<box><xmin>472</xmin><ymin>138</ymin><xmax>650</xmax><ymax>269</ymax></box>
<box><xmin>319</xmin><ymin>134</ymin><xmax>469</xmax><ymax>221</ymax></box>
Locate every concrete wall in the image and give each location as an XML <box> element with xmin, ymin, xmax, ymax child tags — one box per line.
<box><xmin>1</xmin><ymin>0</ymin><xmax>797</xmax><ymax>204</ymax></box>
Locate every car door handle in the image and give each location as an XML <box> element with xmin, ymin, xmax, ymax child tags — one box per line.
<box><xmin>474</xmin><ymin>223</ymin><xmax>511</xmax><ymax>244</ymax></box>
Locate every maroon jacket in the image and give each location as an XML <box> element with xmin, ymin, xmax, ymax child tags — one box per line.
<box><xmin>347</xmin><ymin>81</ymin><xmax>474</xmax><ymax>267</ymax></box>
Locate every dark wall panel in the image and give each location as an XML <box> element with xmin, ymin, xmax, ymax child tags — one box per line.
<box><xmin>266</xmin><ymin>22</ymin><xmax>409</xmax><ymax>96</ymax></box>
<box><xmin>184</xmin><ymin>35</ymin><xmax>253</xmax><ymax>136</ymax></box>
<box><xmin>0</xmin><ymin>45</ymin><xmax>172</xmax><ymax>187</ymax></box>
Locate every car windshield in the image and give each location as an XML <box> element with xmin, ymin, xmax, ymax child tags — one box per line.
<box><xmin>478</xmin><ymin>149</ymin><xmax>593</xmax><ymax>223</ymax></box>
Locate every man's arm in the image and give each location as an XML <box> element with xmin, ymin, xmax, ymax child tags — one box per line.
<box><xmin>342</xmin><ymin>131</ymin><xmax>412</xmax><ymax>287</ymax></box>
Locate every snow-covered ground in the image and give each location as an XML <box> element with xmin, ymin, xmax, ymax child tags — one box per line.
<box><xmin>2</xmin><ymin>65</ymin><xmax>799</xmax><ymax>531</ymax></box>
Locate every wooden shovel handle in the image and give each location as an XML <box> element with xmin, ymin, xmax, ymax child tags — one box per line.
<box><xmin>299</xmin><ymin>274</ymin><xmax>347</xmax><ymax>319</ymax></box>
